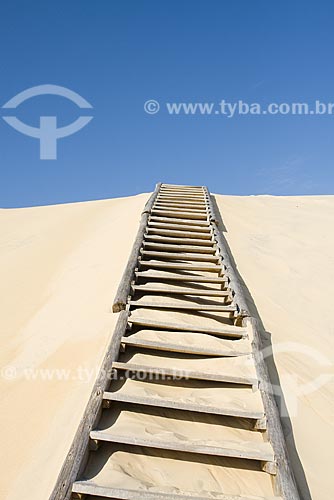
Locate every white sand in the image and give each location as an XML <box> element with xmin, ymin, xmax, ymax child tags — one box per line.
<box><xmin>215</xmin><ymin>194</ymin><xmax>334</xmax><ymax>500</ymax></box>
<box><xmin>0</xmin><ymin>193</ymin><xmax>333</xmax><ymax>499</ymax></box>
<box><xmin>0</xmin><ymin>194</ymin><xmax>148</xmax><ymax>499</ymax></box>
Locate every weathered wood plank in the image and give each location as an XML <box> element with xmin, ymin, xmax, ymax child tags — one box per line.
<box><xmin>103</xmin><ymin>390</ymin><xmax>265</xmax><ymax>420</ymax></box>
<box><xmin>112</xmin><ymin>360</ymin><xmax>257</xmax><ymax>386</ymax></box>
<box><xmin>155</xmin><ymin>199</ymin><xmax>207</xmax><ymax>205</ymax></box>
<box><xmin>158</xmin><ymin>194</ymin><xmax>206</xmax><ymax>201</ymax></box>
<box><xmin>129</xmin><ymin>300</ymin><xmax>236</xmax><ymax>312</ymax></box>
<box><xmin>203</xmin><ymin>187</ymin><xmax>249</xmax><ymax>319</ymax></box>
<box><xmin>154</xmin><ymin>201</ymin><xmax>207</xmax><ymax>208</ymax></box>
<box><xmin>149</xmin><ymin>217</ymin><xmax>211</xmax><ymax>227</ymax></box>
<box><xmin>135</xmin><ymin>270</ymin><xmax>227</xmax><ymax>283</ymax></box>
<box><xmin>153</xmin><ymin>205</ymin><xmax>208</xmax><ymax>214</ymax></box>
<box><xmin>90</xmin><ymin>430</ymin><xmax>274</xmax><ymax>462</ymax></box>
<box><xmin>152</xmin><ymin>209</ymin><xmax>208</xmax><ymax>220</ymax></box>
<box><xmin>144</xmin><ymin>235</ymin><xmax>216</xmax><ymax>246</ymax></box>
<box><xmin>161</xmin><ymin>187</ymin><xmax>204</xmax><ymax>192</ymax></box>
<box><xmin>121</xmin><ymin>330</ymin><xmax>252</xmax><ymax>356</ymax></box>
<box><xmin>128</xmin><ymin>315</ymin><xmax>246</xmax><ymax>338</ymax></box>
<box><xmin>162</xmin><ymin>183</ymin><xmax>204</xmax><ymax>189</ymax></box>
<box><xmin>132</xmin><ymin>284</ymin><xmax>228</xmax><ymax>296</ymax></box>
<box><xmin>148</xmin><ymin>223</ymin><xmax>212</xmax><ymax>233</ymax></box>
<box><xmin>142</xmin><ymin>242</ymin><xmax>216</xmax><ymax>253</ymax></box>
<box><xmin>155</xmin><ymin>200</ymin><xmax>207</xmax><ymax>208</ymax></box>
<box><xmin>146</xmin><ymin>228</ymin><xmax>213</xmax><ymax>239</ymax></box>
<box><xmin>72</xmin><ymin>481</ymin><xmax>282</xmax><ymax>499</ymax></box>
<box><xmin>245</xmin><ymin>317</ymin><xmax>300</xmax><ymax>499</ymax></box>
<box><xmin>141</xmin><ymin>250</ymin><xmax>219</xmax><ymax>262</ymax></box>
<box><xmin>138</xmin><ymin>260</ymin><xmax>222</xmax><ymax>272</ymax></box>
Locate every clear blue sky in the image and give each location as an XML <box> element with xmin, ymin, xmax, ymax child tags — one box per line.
<box><xmin>1</xmin><ymin>0</ymin><xmax>333</xmax><ymax>207</ymax></box>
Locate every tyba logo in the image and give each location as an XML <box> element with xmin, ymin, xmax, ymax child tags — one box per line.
<box><xmin>2</xmin><ymin>84</ymin><xmax>93</xmax><ymax>160</ymax></box>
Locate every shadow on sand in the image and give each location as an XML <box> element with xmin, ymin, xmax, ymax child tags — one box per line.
<box><xmin>211</xmin><ymin>195</ymin><xmax>312</xmax><ymax>500</ymax></box>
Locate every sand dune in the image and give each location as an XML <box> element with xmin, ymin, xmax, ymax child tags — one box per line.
<box><xmin>215</xmin><ymin>194</ymin><xmax>334</xmax><ymax>500</ymax></box>
<box><xmin>0</xmin><ymin>194</ymin><xmax>148</xmax><ymax>499</ymax></box>
<box><xmin>0</xmin><ymin>193</ymin><xmax>333</xmax><ymax>499</ymax></box>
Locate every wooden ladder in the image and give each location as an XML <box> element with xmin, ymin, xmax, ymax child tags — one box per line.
<box><xmin>51</xmin><ymin>183</ymin><xmax>300</xmax><ymax>500</ymax></box>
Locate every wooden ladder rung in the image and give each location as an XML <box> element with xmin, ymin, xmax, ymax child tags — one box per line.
<box><xmin>121</xmin><ymin>331</ymin><xmax>252</xmax><ymax>356</ymax></box>
<box><xmin>144</xmin><ymin>235</ymin><xmax>215</xmax><ymax>246</ymax></box>
<box><xmin>151</xmin><ymin>210</ymin><xmax>208</xmax><ymax>221</ymax></box>
<box><xmin>154</xmin><ymin>200</ymin><xmax>208</xmax><ymax>212</ymax></box>
<box><xmin>154</xmin><ymin>205</ymin><xmax>208</xmax><ymax>214</ymax></box>
<box><xmin>142</xmin><ymin>242</ymin><xmax>216</xmax><ymax>254</ymax></box>
<box><xmin>148</xmin><ymin>222</ymin><xmax>212</xmax><ymax>233</ymax></box>
<box><xmin>138</xmin><ymin>260</ymin><xmax>222</xmax><ymax>272</ymax></box>
<box><xmin>162</xmin><ymin>183</ymin><xmax>204</xmax><ymax>189</ymax></box>
<box><xmin>158</xmin><ymin>194</ymin><xmax>206</xmax><ymax>201</ymax></box>
<box><xmin>149</xmin><ymin>216</ymin><xmax>210</xmax><ymax>227</ymax></box>
<box><xmin>132</xmin><ymin>285</ymin><xmax>228</xmax><ymax>296</ymax></box>
<box><xmin>155</xmin><ymin>200</ymin><xmax>207</xmax><ymax>208</ymax></box>
<box><xmin>112</xmin><ymin>361</ymin><xmax>257</xmax><ymax>386</ymax></box>
<box><xmin>90</xmin><ymin>430</ymin><xmax>274</xmax><ymax>462</ymax></box>
<box><xmin>103</xmin><ymin>389</ymin><xmax>265</xmax><ymax>420</ymax></box>
<box><xmin>135</xmin><ymin>271</ymin><xmax>227</xmax><ymax>283</ymax></box>
<box><xmin>160</xmin><ymin>187</ymin><xmax>204</xmax><ymax>192</ymax></box>
<box><xmin>146</xmin><ymin>228</ymin><xmax>213</xmax><ymax>240</ymax></box>
<box><xmin>129</xmin><ymin>300</ymin><xmax>236</xmax><ymax>313</ymax></box>
<box><xmin>73</xmin><ymin>481</ymin><xmax>280</xmax><ymax>500</ymax></box>
<box><xmin>141</xmin><ymin>250</ymin><xmax>219</xmax><ymax>262</ymax></box>
<box><xmin>128</xmin><ymin>316</ymin><xmax>245</xmax><ymax>338</ymax></box>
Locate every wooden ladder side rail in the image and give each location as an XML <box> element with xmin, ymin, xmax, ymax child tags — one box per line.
<box><xmin>203</xmin><ymin>186</ymin><xmax>249</xmax><ymax>321</ymax></box>
<box><xmin>112</xmin><ymin>183</ymin><xmax>161</xmax><ymax>313</ymax></box>
<box><xmin>246</xmin><ymin>317</ymin><xmax>300</xmax><ymax>500</ymax></box>
<box><xmin>203</xmin><ymin>186</ymin><xmax>299</xmax><ymax>500</ymax></box>
<box><xmin>49</xmin><ymin>310</ymin><xmax>129</xmax><ymax>500</ymax></box>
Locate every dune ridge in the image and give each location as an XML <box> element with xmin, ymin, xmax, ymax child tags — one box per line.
<box><xmin>0</xmin><ymin>193</ymin><xmax>333</xmax><ymax>499</ymax></box>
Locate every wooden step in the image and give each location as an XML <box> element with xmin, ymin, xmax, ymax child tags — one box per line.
<box><xmin>155</xmin><ymin>200</ymin><xmax>207</xmax><ymax>208</ymax></box>
<box><xmin>158</xmin><ymin>195</ymin><xmax>206</xmax><ymax>201</ymax></box>
<box><xmin>161</xmin><ymin>186</ymin><xmax>204</xmax><ymax>190</ymax></box>
<box><xmin>121</xmin><ymin>330</ymin><xmax>252</xmax><ymax>356</ymax></box>
<box><xmin>141</xmin><ymin>250</ymin><xmax>219</xmax><ymax>262</ymax></box>
<box><xmin>155</xmin><ymin>198</ymin><xmax>207</xmax><ymax>206</ymax></box>
<box><xmin>153</xmin><ymin>200</ymin><xmax>208</xmax><ymax>212</ymax></box>
<box><xmin>113</xmin><ymin>352</ymin><xmax>257</xmax><ymax>386</ymax></box>
<box><xmin>128</xmin><ymin>315</ymin><xmax>246</xmax><ymax>338</ymax></box>
<box><xmin>142</xmin><ymin>242</ymin><xmax>216</xmax><ymax>254</ymax></box>
<box><xmin>153</xmin><ymin>205</ymin><xmax>208</xmax><ymax>214</ymax></box>
<box><xmin>160</xmin><ymin>191</ymin><xmax>205</xmax><ymax>197</ymax></box>
<box><xmin>132</xmin><ymin>284</ymin><xmax>227</xmax><ymax>296</ymax></box>
<box><xmin>135</xmin><ymin>270</ymin><xmax>227</xmax><ymax>284</ymax></box>
<box><xmin>112</xmin><ymin>362</ymin><xmax>256</xmax><ymax>386</ymax></box>
<box><xmin>73</xmin><ymin>437</ymin><xmax>282</xmax><ymax>498</ymax></box>
<box><xmin>151</xmin><ymin>210</ymin><xmax>208</xmax><ymax>221</ymax></box>
<box><xmin>144</xmin><ymin>235</ymin><xmax>215</xmax><ymax>246</ymax></box>
<box><xmin>161</xmin><ymin>185</ymin><xmax>203</xmax><ymax>189</ymax></box>
<box><xmin>73</xmin><ymin>481</ymin><xmax>280</xmax><ymax>500</ymax></box>
<box><xmin>146</xmin><ymin>228</ymin><xmax>213</xmax><ymax>239</ymax></box>
<box><xmin>159</xmin><ymin>189</ymin><xmax>205</xmax><ymax>195</ymax></box>
<box><xmin>91</xmin><ymin>407</ymin><xmax>274</xmax><ymax>462</ymax></box>
<box><xmin>159</xmin><ymin>188</ymin><xmax>205</xmax><ymax>198</ymax></box>
<box><xmin>148</xmin><ymin>222</ymin><xmax>212</xmax><ymax>233</ymax></box>
<box><xmin>104</xmin><ymin>378</ymin><xmax>265</xmax><ymax>419</ymax></box>
<box><xmin>129</xmin><ymin>300</ymin><xmax>236</xmax><ymax>313</ymax></box>
<box><xmin>162</xmin><ymin>184</ymin><xmax>204</xmax><ymax>189</ymax></box>
<box><xmin>159</xmin><ymin>190</ymin><xmax>205</xmax><ymax>196</ymax></box>
<box><xmin>139</xmin><ymin>260</ymin><xmax>222</xmax><ymax>272</ymax></box>
<box><xmin>149</xmin><ymin>216</ymin><xmax>211</xmax><ymax>227</ymax></box>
